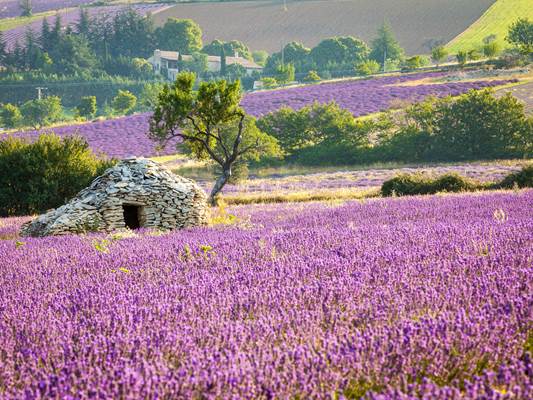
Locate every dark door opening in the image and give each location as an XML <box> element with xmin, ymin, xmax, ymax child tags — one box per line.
<box><xmin>123</xmin><ymin>204</ymin><xmax>142</xmax><ymax>229</ymax></box>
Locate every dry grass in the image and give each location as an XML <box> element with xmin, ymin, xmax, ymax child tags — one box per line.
<box><xmin>221</xmin><ymin>187</ymin><xmax>380</xmax><ymax>205</ymax></box>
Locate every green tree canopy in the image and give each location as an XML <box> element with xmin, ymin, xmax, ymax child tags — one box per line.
<box><xmin>265</xmin><ymin>41</ymin><xmax>310</xmax><ymax>73</ymax></box>
<box><xmin>431</xmin><ymin>45</ymin><xmax>448</xmax><ymax>66</ymax></box>
<box><xmin>109</xmin><ymin>8</ymin><xmax>156</xmax><ymax>58</ymax></box>
<box><xmin>77</xmin><ymin>96</ymin><xmax>97</xmax><ymax>119</ymax></box>
<box><xmin>149</xmin><ymin>72</ymin><xmax>280</xmax><ymax>204</ymax></box>
<box><xmin>369</xmin><ymin>22</ymin><xmax>405</xmax><ymax>70</ymax></box>
<box><xmin>311</xmin><ymin>36</ymin><xmax>369</xmax><ymax>68</ymax></box>
<box><xmin>20</xmin><ymin>96</ymin><xmax>63</xmax><ymax>129</ymax></box>
<box><xmin>202</xmin><ymin>39</ymin><xmax>252</xmax><ymax>60</ymax></box>
<box><xmin>156</xmin><ymin>18</ymin><xmax>203</xmax><ymax>54</ymax></box>
<box><xmin>112</xmin><ymin>90</ymin><xmax>137</xmax><ymax>115</ymax></box>
<box><xmin>0</xmin><ymin>103</ymin><xmax>22</xmax><ymax>128</ymax></box>
<box><xmin>506</xmin><ymin>17</ymin><xmax>533</xmax><ymax>55</ymax></box>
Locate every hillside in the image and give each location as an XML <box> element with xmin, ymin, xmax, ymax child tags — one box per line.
<box><xmin>446</xmin><ymin>0</ymin><xmax>533</xmax><ymax>53</ymax></box>
<box><xmin>152</xmin><ymin>0</ymin><xmax>496</xmax><ymax>54</ymax></box>
<box><xmin>0</xmin><ymin>0</ymin><xmax>93</xmax><ymax>18</ymax></box>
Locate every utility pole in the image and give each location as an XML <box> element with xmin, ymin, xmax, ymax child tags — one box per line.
<box><xmin>36</xmin><ymin>87</ymin><xmax>47</xmax><ymax>100</ymax></box>
<box><xmin>281</xmin><ymin>41</ymin><xmax>285</xmax><ymax>66</ymax></box>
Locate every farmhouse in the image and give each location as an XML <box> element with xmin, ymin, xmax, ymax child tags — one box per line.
<box><xmin>149</xmin><ymin>50</ymin><xmax>263</xmax><ymax>81</ymax></box>
<box><xmin>20</xmin><ymin>158</ymin><xmax>208</xmax><ymax>237</ymax></box>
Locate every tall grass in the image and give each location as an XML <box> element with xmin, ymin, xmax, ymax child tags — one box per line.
<box><xmin>446</xmin><ymin>0</ymin><xmax>533</xmax><ymax>53</ymax></box>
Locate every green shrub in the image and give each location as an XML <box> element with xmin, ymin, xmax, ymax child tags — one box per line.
<box><xmin>497</xmin><ymin>165</ymin><xmax>533</xmax><ymax>189</ymax></box>
<box><xmin>356</xmin><ymin>60</ymin><xmax>380</xmax><ymax>76</ymax></box>
<box><xmin>0</xmin><ymin>103</ymin><xmax>22</xmax><ymax>129</ymax></box>
<box><xmin>381</xmin><ymin>173</ymin><xmax>477</xmax><ymax>197</ymax></box>
<box><xmin>77</xmin><ymin>96</ymin><xmax>97</xmax><ymax>120</ymax></box>
<box><xmin>20</xmin><ymin>96</ymin><xmax>63</xmax><ymax>129</ymax></box>
<box><xmin>112</xmin><ymin>90</ymin><xmax>137</xmax><ymax>115</ymax></box>
<box><xmin>303</xmin><ymin>70</ymin><xmax>321</xmax><ymax>82</ymax></box>
<box><xmin>0</xmin><ymin>133</ymin><xmax>115</xmax><ymax>216</ymax></box>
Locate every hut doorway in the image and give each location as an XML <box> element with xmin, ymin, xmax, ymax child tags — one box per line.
<box><xmin>123</xmin><ymin>204</ymin><xmax>143</xmax><ymax>229</ymax></box>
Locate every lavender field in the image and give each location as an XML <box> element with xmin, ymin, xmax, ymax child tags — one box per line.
<box><xmin>0</xmin><ymin>0</ymin><xmax>93</xmax><ymax>18</ymax></box>
<box><xmin>1</xmin><ymin>3</ymin><xmax>170</xmax><ymax>50</ymax></box>
<box><xmin>215</xmin><ymin>162</ymin><xmax>525</xmax><ymax>196</ymax></box>
<box><xmin>10</xmin><ymin>73</ymin><xmax>514</xmax><ymax>158</ymax></box>
<box><xmin>0</xmin><ymin>190</ymin><xmax>531</xmax><ymax>398</ymax></box>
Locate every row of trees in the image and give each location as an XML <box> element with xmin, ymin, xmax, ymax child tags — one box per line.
<box><xmin>263</xmin><ymin>23</ymin><xmax>405</xmax><ymax>79</ymax></box>
<box><xmin>0</xmin><ymin>89</ymin><xmax>138</xmax><ymax>129</ymax></box>
<box><xmin>256</xmin><ymin>90</ymin><xmax>532</xmax><ymax>165</ymax></box>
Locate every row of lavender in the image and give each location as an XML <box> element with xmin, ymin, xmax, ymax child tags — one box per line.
<box><xmin>1</xmin><ymin>3</ymin><xmax>170</xmax><ymax>50</ymax></box>
<box><xmin>0</xmin><ymin>191</ymin><xmax>531</xmax><ymax>398</ymax></box>
<box><xmin>213</xmin><ymin>162</ymin><xmax>524</xmax><ymax>195</ymax></box>
<box><xmin>10</xmin><ymin>73</ymin><xmax>513</xmax><ymax>158</ymax></box>
<box><xmin>0</xmin><ymin>0</ymin><xmax>93</xmax><ymax>18</ymax></box>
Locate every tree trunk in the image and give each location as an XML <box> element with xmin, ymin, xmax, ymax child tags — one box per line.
<box><xmin>208</xmin><ymin>167</ymin><xmax>231</xmax><ymax>206</ymax></box>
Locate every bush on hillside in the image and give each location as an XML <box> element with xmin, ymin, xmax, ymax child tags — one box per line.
<box><xmin>356</xmin><ymin>60</ymin><xmax>380</xmax><ymax>76</ymax></box>
<box><xmin>112</xmin><ymin>90</ymin><xmax>137</xmax><ymax>115</ymax></box>
<box><xmin>20</xmin><ymin>96</ymin><xmax>63</xmax><ymax>129</ymax></box>
<box><xmin>303</xmin><ymin>70</ymin><xmax>321</xmax><ymax>82</ymax></box>
<box><xmin>381</xmin><ymin>173</ymin><xmax>477</xmax><ymax>197</ymax></box>
<box><xmin>77</xmin><ymin>96</ymin><xmax>97</xmax><ymax>120</ymax></box>
<box><xmin>0</xmin><ymin>103</ymin><xmax>22</xmax><ymax>129</ymax></box>
<box><xmin>0</xmin><ymin>133</ymin><xmax>115</xmax><ymax>216</ymax></box>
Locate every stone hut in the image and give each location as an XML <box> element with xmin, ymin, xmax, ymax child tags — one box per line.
<box><xmin>20</xmin><ymin>158</ymin><xmax>208</xmax><ymax>237</ymax></box>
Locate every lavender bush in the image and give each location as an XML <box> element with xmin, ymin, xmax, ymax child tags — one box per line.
<box><xmin>9</xmin><ymin>73</ymin><xmax>513</xmax><ymax>158</ymax></box>
<box><xmin>0</xmin><ymin>191</ymin><xmax>531</xmax><ymax>398</ymax></box>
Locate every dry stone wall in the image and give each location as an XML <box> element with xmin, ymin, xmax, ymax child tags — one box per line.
<box><xmin>20</xmin><ymin>158</ymin><xmax>208</xmax><ymax>237</ymax></box>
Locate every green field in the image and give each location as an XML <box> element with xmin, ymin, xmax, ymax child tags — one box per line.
<box><xmin>446</xmin><ymin>0</ymin><xmax>533</xmax><ymax>54</ymax></box>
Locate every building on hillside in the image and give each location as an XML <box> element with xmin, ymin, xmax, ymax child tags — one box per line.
<box><xmin>148</xmin><ymin>50</ymin><xmax>263</xmax><ymax>81</ymax></box>
<box><xmin>20</xmin><ymin>158</ymin><xmax>208</xmax><ymax>237</ymax></box>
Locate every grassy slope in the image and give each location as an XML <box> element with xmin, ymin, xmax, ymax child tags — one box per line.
<box><xmin>446</xmin><ymin>0</ymin><xmax>533</xmax><ymax>53</ymax></box>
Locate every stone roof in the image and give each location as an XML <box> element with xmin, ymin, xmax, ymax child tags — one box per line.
<box><xmin>20</xmin><ymin>158</ymin><xmax>208</xmax><ymax>237</ymax></box>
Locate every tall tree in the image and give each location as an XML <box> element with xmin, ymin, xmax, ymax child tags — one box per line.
<box><xmin>40</xmin><ymin>18</ymin><xmax>51</xmax><ymax>52</ymax></box>
<box><xmin>310</xmin><ymin>38</ymin><xmax>347</xmax><ymax>68</ymax></box>
<box><xmin>50</xmin><ymin>33</ymin><xmax>97</xmax><ymax>75</ymax></box>
<box><xmin>19</xmin><ymin>0</ymin><xmax>32</xmax><ymax>17</ymax></box>
<box><xmin>155</xmin><ymin>18</ymin><xmax>202</xmax><ymax>54</ymax></box>
<box><xmin>369</xmin><ymin>22</ymin><xmax>405</xmax><ymax>70</ymax></box>
<box><xmin>337</xmin><ymin>36</ymin><xmax>370</xmax><ymax>64</ymax></box>
<box><xmin>149</xmin><ymin>72</ymin><xmax>279</xmax><ymax>204</ymax></box>
<box><xmin>49</xmin><ymin>15</ymin><xmax>63</xmax><ymax>47</ymax></box>
<box><xmin>431</xmin><ymin>45</ymin><xmax>448</xmax><ymax>67</ymax></box>
<box><xmin>77</xmin><ymin>7</ymin><xmax>90</xmax><ymax>37</ymax></box>
<box><xmin>23</xmin><ymin>28</ymin><xmax>47</xmax><ymax>70</ymax></box>
<box><xmin>109</xmin><ymin>8</ymin><xmax>155</xmax><ymax>58</ymax></box>
<box><xmin>220</xmin><ymin>46</ymin><xmax>227</xmax><ymax>76</ymax></box>
<box><xmin>0</xmin><ymin>31</ymin><xmax>6</xmax><ymax>66</ymax></box>
<box><xmin>506</xmin><ymin>17</ymin><xmax>533</xmax><ymax>55</ymax></box>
